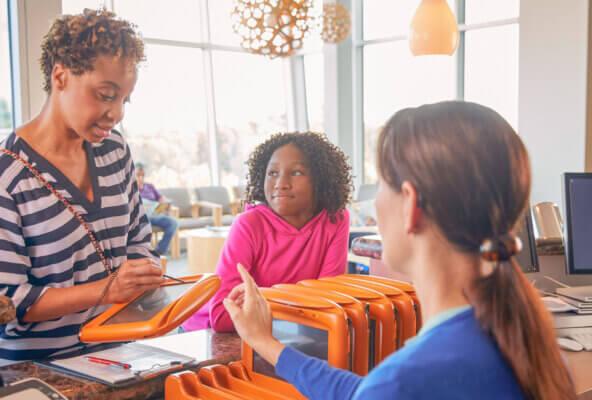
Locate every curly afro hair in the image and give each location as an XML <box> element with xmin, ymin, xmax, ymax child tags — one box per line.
<box><xmin>245</xmin><ymin>132</ymin><xmax>353</xmax><ymax>221</ymax></box>
<box><xmin>40</xmin><ymin>8</ymin><xmax>145</xmax><ymax>93</ymax></box>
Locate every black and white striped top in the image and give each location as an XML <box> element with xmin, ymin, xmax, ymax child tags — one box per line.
<box><xmin>0</xmin><ymin>131</ymin><xmax>156</xmax><ymax>361</ymax></box>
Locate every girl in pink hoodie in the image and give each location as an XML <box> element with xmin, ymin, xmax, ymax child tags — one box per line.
<box><xmin>183</xmin><ymin>132</ymin><xmax>353</xmax><ymax>332</ymax></box>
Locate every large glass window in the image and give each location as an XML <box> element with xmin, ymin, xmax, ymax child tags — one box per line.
<box><xmin>465</xmin><ymin>0</ymin><xmax>519</xmax><ymax>24</ymax></box>
<box><xmin>208</xmin><ymin>0</ymin><xmax>241</xmax><ymax>47</ymax></box>
<box><xmin>464</xmin><ymin>24</ymin><xmax>519</xmax><ymax>128</ymax></box>
<box><xmin>213</xmin><ymin>52</ymin><xmax>288</xmax><ymax>186</ymax></box>
<box><xmin>62</xmin><ymin>0</ymin><xmax>107</xmax><ymax>13</ymax></box>
<box><xmin>304</xmin><ymin>53</ymin><xmax>324</xmax><ymax>133</ymax></box>
<box><xmin>360</xmin><ymin>0</ymin><xmax>519</xmax><ymax>182</ymax></box>
<box><xmin>363</xmin><ymin>42</ymin><xmax>456</xmax><ymax>182</ymax></box>
<box><xmin>363</xmin><ymin>0</ymin><xmax>456</xmax><ymax>40</ymax></box>
<box><xmin>120</xmin><ymin>44</ymin><xmax>210</xmax><ymax>188</ymax></box>
<box><xmin>61</xmin><ymin>0</ymin><xmax>301</xmax><ymax>190</ymax></box>
<box><xmin>0</xmin><ymin>0</ymin><xmax>13</xmax><ymax>138</ymax></box>
<box><xmin>114</xmin><ymin>0</ymin><xmax>201</xmax><ymax>42</ymax></box>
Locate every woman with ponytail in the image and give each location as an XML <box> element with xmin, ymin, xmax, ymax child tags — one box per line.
<box><xmin>222</xmin><ymin>101</ymin><xmax>576</xmax><ymax>399</ymax></box>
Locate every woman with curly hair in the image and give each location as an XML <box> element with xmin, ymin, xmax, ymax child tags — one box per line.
<box><xmin>183</xmin><ymin>132</ymin><xmax>353</xmax><ymax>332</ymax></box>
<box><xmin>0</xmin><ymin>9</ymin><xmax>164</xmax><ymax>362</ymax></box>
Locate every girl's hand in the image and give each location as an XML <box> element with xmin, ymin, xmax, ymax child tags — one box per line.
<box><xmin>224</xmin><ymin>264</ymin><xmax>285</xmax><ymax>365</ymax></box>
<box><xmin>104</xmin><ymin>258</ymin><xmax>164</xmax><ymax>304</ymax></box>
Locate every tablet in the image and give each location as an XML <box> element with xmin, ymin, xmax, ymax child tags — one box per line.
<box><xmin>80</xmin><ymin>274</ymin><xmax>220</xmax><ymax>343</ymax></box>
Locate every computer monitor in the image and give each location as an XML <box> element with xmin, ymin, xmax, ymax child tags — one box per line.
<box><xmin>515</xmin><ymin>210</ymin><xmax>539</xmax><ymax>273</ymax></box>
<box><xmin>563</xmin><ymin>173</ymin><xmax>592</xmax><ymax>274</ymax></box>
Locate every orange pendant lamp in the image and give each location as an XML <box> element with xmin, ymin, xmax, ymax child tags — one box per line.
<box><xmin>409</xmin><ymin>0</ymin><xmax>459</xmax><ymax>56</ymax></box>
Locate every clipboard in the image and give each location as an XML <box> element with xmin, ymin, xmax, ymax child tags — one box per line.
<box><xmin>80</xmin><ymin>274</ymin><xmax>220</xmax><ymax>343</ymax></box>
<box><xmin>39</xmin><ymin>342</ymin><xmax>194</xmax><ymax>387</ymax></box>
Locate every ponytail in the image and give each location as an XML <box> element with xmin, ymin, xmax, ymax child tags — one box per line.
<box><xmin>470</xmin><ymin>259</ymin><xmax>576</xmax><ymax>400</ymax></box>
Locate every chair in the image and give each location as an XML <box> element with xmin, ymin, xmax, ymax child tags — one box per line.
<box><xmin>348</xmin><ymin>183</ymin><xmax>378</xmax><ymax>272</ymax></box>
<box><xmin>155</xmin><ymin>188</ymin><xmax>222</xmax><ymax>258</ymax></box>
<box><xmin>194</xmin><ymin>186</ymin><xmax>238</xmax><ymax>226</ymax></box>
<box><xmin>349</xmin><ymin>183</ymin><xmax>378</xmax><ymax>228</ymax></box>
<box><xmin>231</xmin><ymin>185</ymin><xmax>246</xmax><ymax>214</ymax></box>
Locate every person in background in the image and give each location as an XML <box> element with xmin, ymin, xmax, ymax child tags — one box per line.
<box><xmin>223</xmin><ymin>102</ymin><xmax>577</xmax><ymax>400</ymax></box>
<box><xmin>135</xmin><ymin>163</ymin><xmax>178</xmax><ymax>256</ymax></box>
<box><xmin>0</xmin><ymin>9</ymin><xmax>163</xmax><ymax>362</ymax></box>
<box><xmin>183</xmin><ymin>132</ymin><xmax>353</xmax><ymax>332</ymax></box>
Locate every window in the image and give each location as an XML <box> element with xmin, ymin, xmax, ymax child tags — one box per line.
<box><xmin>0</xmin><ymin>1</ymin><xmax>12</xmax><ymax>138</ymax></box>
<box><xmin>120</xmin><ymin>44</ymin><xmax>210</xmax><ymax>188</ymax></box>
<box><xmin>208</xmin><ymin>0</ymin><xmax>241</xmax><ymax>47</ymax></box>
<box><xmin>363</xmin><ymin>43</ymin><xmax>456</xmax><ymax>182</ymax></box>
<box><xmin>213</xmin><ymin>51</ymin><xmax>288</xmax><ymax>186</ymax></box>
<box><xmin>61</xmin><ymin>0</ymin><xmax>302</xmax><ymax>190</ymax></box>
<box><xmin>62</xmin><ymin>0</ymin><xmax>108</xmax><ymax>13</ymax></box>
<box><xmin>363</xmin><ymin>1</ymin><xmax>422</xmax><ymax>40</ymax></box>
<box><xmin>114</xmin><ymin>0</ymin><xmax>201</xmax><ymax>42</ymax></box>
<box><xmin>465</xmin><ymin>0</ymin><xmax>519</xmax><ymax>24</ymax></box>
<box><xmin>359</xmin><ymin>0</ymin><xmax>519</xmax><ymax>182</ymax></box>
<box><xmin>304</xmin><ymin>53</ymin><xmax>324</xmax><ymax>133</ymax></box>
<box><xmin>464</xmin><ymin>21</ymin><xmax>519</xmax><ymax>129</ymax></box>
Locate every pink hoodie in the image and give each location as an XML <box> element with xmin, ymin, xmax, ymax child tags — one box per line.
<box><xmin>182</xmin><ymin>204</ymin><xmax>350</xmax><ymax>332</ymax></box>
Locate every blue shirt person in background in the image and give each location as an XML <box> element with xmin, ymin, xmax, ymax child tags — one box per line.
<box><xmin>136</xmin><ymin>163</ymin><xmax>178</xmax><ymax>255</ymax></box>
<box><xmin>223</xmin><ymin>101</ymin><xmax>577</xmax><ymax>400</ymax></box>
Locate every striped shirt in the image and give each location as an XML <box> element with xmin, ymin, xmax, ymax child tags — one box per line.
<box><xmin>0</xmin><ymin>131</ymin><xmax>157</xmax><ymax>361</ymax></box>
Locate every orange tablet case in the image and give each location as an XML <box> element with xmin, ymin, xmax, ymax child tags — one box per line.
<box><xmin>297</xmin><ymin>279</ymin><xmax>396</xmax><ymax>368</ymax></box>
<box><xmin>328</xmin><ymin>276</ymin><xmax>416</xmax><ymax>347</ymax></box>
<box><xmin>166</xmin><ymin>286</ymin><xmax>351</xmax><ymax>400</ymax></box>
<box><xmin>343</xmin><ymin>274</ymin><xmax>423</xmax><ymax>330</ymax></box>
<box><xmin>242</xmin><ymin>287</ymin><xmax>350</xmax><ymax>372</ymax></box>
<box><xmin>273</xmin><ymin>283</ymin><xmax>369</xmax><ymax>375</ymax></box>
<box><xmin>165</xmin><ymin>275</ymin><xmax>421</xmax><ymax>399</ymax></box>
<box><xmin>80</xmin><ymin>274</ymin><xmax>220</xmax><ymax>343</ymax></box>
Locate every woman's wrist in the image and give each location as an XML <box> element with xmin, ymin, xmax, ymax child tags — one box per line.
<box><xmin>251</xmin><ymin>336</ymin><xmax>285</xmax><ymax>367</ymax></box>
<box><xmin>98</xmin><ymin>274</ymin><xmax>118</xmax><ymax>305</ymax></box>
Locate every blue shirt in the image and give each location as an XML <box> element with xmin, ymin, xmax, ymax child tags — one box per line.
<box><xmin>276</xmin><ymin>307</ymin><xmax>524</xmax><ymax>399</ymax></box>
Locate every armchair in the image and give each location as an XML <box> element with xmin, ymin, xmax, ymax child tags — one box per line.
<box><xmin>194</xmin><ymin>186</ymin><xmax>237</xmax><ymax>226</ymax></box>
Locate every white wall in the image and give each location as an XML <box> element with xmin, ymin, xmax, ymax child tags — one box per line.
<box><xmin>519</xmin><ymin>0</ymin><xmax>589</xmax><ymax>207</ymax></box>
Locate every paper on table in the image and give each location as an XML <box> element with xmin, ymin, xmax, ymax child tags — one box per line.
<box><xmin>48</xmin><ymin>342</ymin><xmax>193</xmax><ymax>385</ymax></box>
<box><xmin>137</xmin><ymin>329</ymin><xmax>213</xmax><ymax>362</ymax></box>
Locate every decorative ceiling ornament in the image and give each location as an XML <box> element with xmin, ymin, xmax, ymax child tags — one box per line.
<box><xmin>320</xmin><ymin>3</ymin><xmax>351</xmax><ymax>44</ymax></box>
<box><xmin>409</xmin><ymin>0</ymin><xmax>459</xmax><ymax>56</ymax></box>
<box><xmin>231</xmin><ymin>0</ymin><xmax>314</xmax><ymax>58</ymax></box>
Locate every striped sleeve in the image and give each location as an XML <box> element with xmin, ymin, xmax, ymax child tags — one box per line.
<box><xmin>121</xmin><ymin>142</ymin><xmax>158</xmax><ymax>262</ymax></box>
<box><xmin>0</xmin><ymin>185</ymin><xmax>47</xmax><ymax>323</ymax></box>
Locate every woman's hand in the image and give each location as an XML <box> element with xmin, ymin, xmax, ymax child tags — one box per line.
<box><xmin>224</xmin><ymin>264</ymin><xmax>285</xmax><ymax>366</ymax></box>
<box><xmin>104</xmin><ymin>258</ymin><xmax>164</xmax><ymax>304</ymax></box>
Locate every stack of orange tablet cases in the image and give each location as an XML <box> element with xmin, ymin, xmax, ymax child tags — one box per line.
<box><xmin>328</xmin><ymin>276</ymin><xmax>416</xmax><ymax>347</ymax></box>
<box><xmin>273</xmin><ymin>283</ymin><xmax>369</xmax><ymax>375</ymax></box>
<box><xmin>343</xmin><ymin>274</ymin><xmax>423</xmax><ymax>330</ymax></box>
<box><xmin>164</xmin><ymin>275</ymin><xmax>421</xmax><ymax>399</ymax></box>
<box><xmin>297</xmin><ymin>278</ymin><xmax>395</xmax><ymax>370</ymax></box>
<box><xmin>166</xmin><ymin>287</ymin><xmax>351</xmax><ymax>400</ymax></box>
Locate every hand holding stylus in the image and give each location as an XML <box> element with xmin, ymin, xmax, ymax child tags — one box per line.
<box><xmin>224</xmin><ymin>264</ymin><xmax>285</xmax><ymax>366</ymax></box>
<box><xmin>105</xmin><ymin>259</ymin><xmax>164</xmax><ymax>304</ymax></box>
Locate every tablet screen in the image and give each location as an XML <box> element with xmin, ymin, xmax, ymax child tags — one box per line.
<box><xmin>103</xmin><ymin>282</ymin><xmax>194</xmax><ymax>325</ymax></box>
<box><xmin>253</xmin><ymin>320</ymin><xmax>328</xmax><ymax>379</ymax></box>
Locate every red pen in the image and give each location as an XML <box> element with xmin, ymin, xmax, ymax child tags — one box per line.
<box><xmin>85</xmin><ymin>356</ymin><xmax>131</xmax><ymax>370</ymax></box>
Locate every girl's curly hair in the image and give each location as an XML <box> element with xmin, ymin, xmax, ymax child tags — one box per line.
<box><xmin>40</xmin><ymin>8</ymin><xmax>145</xmax><ymax>93</ymax></box>
<box><xmin>245</xmin><ymin>132</ymin><xmax>353</xmax><ymax>222</ymax></box>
